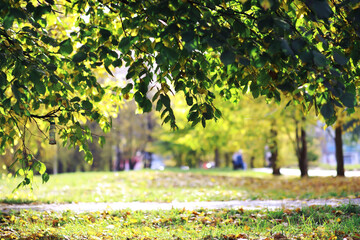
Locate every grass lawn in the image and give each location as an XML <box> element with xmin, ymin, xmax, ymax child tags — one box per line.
<box><xmin>1</xmin><ymin>169</ymin><xmax>360</xmax><ymax>239</ymax></box>
<box><xmin>1</xmin><ymin>205</ymin><xmax>359</xmax><ymax>239</ymax></box>
<box><xmin>0</xmin><ymin>169</ymin><xmax>359</xmax><ymax>204</ymax></box>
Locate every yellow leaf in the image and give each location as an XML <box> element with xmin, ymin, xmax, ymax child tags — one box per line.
<box><xmin>244</xmin><ymin>225</ymin><xmax>251</xmax><ymax>231</ymax></box>
<box><xmin>144</xmin><ymin>226</ymin><xmax>152</xmax><ymax>231</ymax></box>
<box><xmin>260</xmin><ymin>0</ymin><xmax>271</xmax><ymax>10</ymax></box>
<box><xmin>129</xmin><ymin>218</ymin><xmax>137</xmax><ymax>223</ymax></box>
<box><xmin>223</xmin><ymin>219</ymin><xmax>233</xmax><ymax>224</ymax></box>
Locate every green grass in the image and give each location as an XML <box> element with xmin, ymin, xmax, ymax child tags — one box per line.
<box><xmin>1</xmin><ymin>205</ymin><xmax>359</xmax><ymax>239</ymax></box>
<box><xmin>165</xmin><ymin>167</ymin><xmax>272</xmax><ymax>178</ymax></box>
<box><xmin>1</xmin><ymin>169</ymin><xmax>359</xmax><ymax>204</ymax></box>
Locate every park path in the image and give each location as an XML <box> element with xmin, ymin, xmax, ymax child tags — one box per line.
<box><xmin>1</xmin><ymin>198</ymin><xmax>359</xmax><ymax>213</ymax></box>
<box><xmin>253</xmin><ymin>168</ymin><xmax>360</xmax><ymax>177</ymax></box>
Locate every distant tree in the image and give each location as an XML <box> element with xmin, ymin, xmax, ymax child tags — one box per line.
<box><xmin>332</xmin><ymin>111</ymin><xmax>360</xmax><ymax>177</ymax></box>
<box><xmin>154</xmin><ymin>94</ymin><xmax>298</xmax><ymax>173</ymax></box>
<box><xmin>295</xmin><ymin>116</ymin><xmax>308</xmax><ymax>177</ymax></box>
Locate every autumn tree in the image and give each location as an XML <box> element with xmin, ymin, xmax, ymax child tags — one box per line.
<box><xmin>331</xmin><ymin>110</ymin><xmax>360</xmax><ymax>177</ymax></box>
<box><xmin>153</xmin><ymin>93</ymin><xmax>298</xmax><ymax>173</ymax></box>
<box><xmin>1</xmin><ymin>0</ymin><xmax>360</xmax><ymax>186</ymax></box>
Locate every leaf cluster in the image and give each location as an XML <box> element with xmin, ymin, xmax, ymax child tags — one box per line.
<box><xmin>1</xmin><ymin>0</ymin><xmax>360</xmax><ymax>186</ymax></box>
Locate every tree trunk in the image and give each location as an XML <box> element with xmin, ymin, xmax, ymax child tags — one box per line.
<box><xmin>299</xmin><ymin>127</ymin><xmax>308</xmax><ymax>177</ymax></box>
<box><xmin>250</xmin><ymin>156</ymin><xmax>255</xmax><ymax>169</ymax></box>
<box><xmin>270</xmin><ymin>124</ymin><xmax>281</xmax><ymax>175</ymax></box>
<box><xmin>129</xmin><ymin>157</ymin><xmax>136</xmax><ymax>170</ymax></box>
<box><xmin>224</xmin><ymin>152</ymin><xmax>230</xmax><ymax>168</ymax></box>
<box><xmin>214</xmin><ymin>148</ymin><xmax>220</xmax><ymax>168</ymax></box>
<box><xmin>335</xmin><ymin>126</ymin><xmax>345</xmax><ymax>177</ymax></box>
<box><xmin>52</xmin><ymin>145</ymin><xmax>58</xmax><ymax>175</ymax></box>
<box><xmin>147</xmin><ymin>113</ymin><xmax>154</xmax><ymax>142</ymax></box>
<box><xmin>295</xmin><ymin>117</ymin><xmax>308</xmax><ymax>177</ymax></box>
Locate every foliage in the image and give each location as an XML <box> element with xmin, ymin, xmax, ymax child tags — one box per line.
<box><xmin>154</xmin><ymin>94</ymin><xmax>304</xmax><ymax>168</ymax></box>
<box><xmin>1</xmin><ymin>0</ymin><xmax>360</xmax><ymax>186</ymax></box>
<box><xmin>1</xmin><ymin>170</ymin><xmax>359</xmax><ymax>204</ymax></box>
<box><xmin>1</xmin><ymin>205</ymin><xmax>360</xmax><ymax>239</ymax></box>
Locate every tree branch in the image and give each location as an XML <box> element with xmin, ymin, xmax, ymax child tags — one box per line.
<box><xmin>30</xmin><ymin>107</ymin><xmax>61</xmax><ymax>120</ymax></box>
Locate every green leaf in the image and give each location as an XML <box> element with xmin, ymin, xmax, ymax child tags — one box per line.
<box><xmin>105</xmin><ymin>64</ymin><xmax>114</xmax><ymax>76</ymax></box>
<box><xmin>215</xmin><ymin>109</ymin><xmax>222</xmax><ymax>118</ymax></box>
<box><xmin>164</xmin><ymin>47</ymin><xmax>178</xmax><ymax>62</ymax></box>
<box><xmin>72</xmin><ymin>52</ymin><xmax>87</xmax><ymax>63</ymax></box>
<box><xmin>134</xmin><ymin>91</ymin><xmax>143</xmax><ymax>104</ymax></box>
<box><xmin>42</xmin><ymin>172</ymin><xmax>49</xmax><ymax>183</ymax></box>
<box><xmin>0</xmin><ymin>71</ymin><xmax>7</xmax><ymax>86</ymax></box>
<box><xmin>201</xmin><ymin>117</ymin><xmax>206</xmax><ymax>128</ymax></box>
<box><xmin>191</xmin><ymin>117</ymin><xmax>201</xmax><ymax>127</ymax></box>
<box><xmin>29</xmin><ymin>70</ymin><xmax>46</xmax><ymax>94</ymax></box>
<box><xmin>38</xmin><ymin>162</ymin><xmax>46</xmax><ymax>175</ymax></box>
<box><xmin>126</xmin><ymin>69</ymin><xmax>135</xmax><ymax>80</ymax></box>
<box><xmin>45</xmin><ymin>0</ymin><xmax>55</xmax><ymax>4</ymax></box>
<box><xmin>163</xmin><ymin>115</ymin><xmax>171</xmax><ymax>124</ymax></box>
<box><xmin>112</xmin><ymin>58</ymin><xmax>123</xmax><ymax>68</ymax></box>
<box><xmin>3</xmin><ymin>14</ymin><xmax>14</xmax><ymax>30</ymax></box>
<box><xmin>181</xmin><ymin>31</ymin><xmax>195</xmax><ymax>42</ymax></box>
<box><xmin>307</xmin><ymin>0</ymin><xmax>333</xmax><ymax>20</ymax></box>
<box><xmin>203</xmin><ymin>104</ymin><xmax>214</xmax><ymax>120</ymax></box>
<box><xmin>143</xmin><ymin>99</ymin><xmax>152</xmax><ymax>112</ymax></box>
<box><xmin>188</xmin><ymin>111</ymin><xmax>199</xmax><ymax>121</ymax></box>
<box><xmin>46</xmin><ymin>63</ymin><xmax>57</xmax><ymax>71</ymax></box>
<box><xmin>17</xmin><ymin>168</ymin><xmax>25</xmax><ymax>176</ymax></box>
<box><xmin>299</xmin><ymin>50</ymin><xmax>313</xmax><ymax>64</ymax></box>
<box><xmin>257</xmin><ymin>15</ymin><xmax>274</xmax><ymax>33</ymax></box>
<box><xmin>161</xmin><ymin>108</ymin><xmax>168</xmax><ymax>119</ymax></box>
<box><xmin>121</xmin><ymin>83</ymin><xmax>133</xmax><ymax>94</ymax></box>
<box><xmin>233</xmin><ymin>21</ymin><xmax>246</xmax><ymax>35</ymax></box>
<box><xmin>186</xmin><ymin>95</ymin><xmax>193</xmax><ymax>106</ymax></box>
<box><xmin>238</xmin><ymin>57</ymin><xmax>250</xmax><ymax>66</ymax></box>
<box><xmin>82</xmin><ymin>100</ymin><xmax>93</xmax><ymax>110</ymax></box>
<box><xmin>250</xmin><ymin>82</ymin><xmax>260</xmax><ymax>98</ymax></box>
<box><xmin>320</xmin><ymin>102</ymin><xmax>334</xmax><ymax>119</ymax></box>
<box><xmin>35</xmin><ymin>81</ymin><xmax>46</xmax><ymax>95</ymax></box>
<box><xmin>98</xmin><ymin>136</ymin><xmax>105</xmax><ymax>147</ymax></box>
<box><xmin>100</xmin><ymin>28</ymin><xmax>111</xmax><ymax>41</ymax></box>
<box><xmin>160</xmin><ymin>94</ymin><xmax>171</xmax><ymax>108</ymax></box>
<box><xmin>340</xmin><ymin>93</ymin><xmax>356</xmax><ymax>108</ymax></box>
<box><xmin>312</xmin><ymin>50</ymin><xmax>327</xmax><ymax>67</ymax></box>
<box><xmin>70</xmin><ymin>97</ymin><xmax>81</xmax><ymax>102</ymax></box>
<box><xmin>59</xmin><ymin>39</ymin><xmax>73</xmax><ymax>56</ymax></box>
<box><xmin>118</xmin><ymin>37</ymin><xmax>131</xmax><ymax>53</ymax></box>
<box><xmin>291</xmin><ymin>38</ymin><xmax>306</xmax><ymax>54</ymax></box>
<box><xmin>280</xmin><ymin>39</ymin><xmax>294</xmax><ymax>56</ymax></box>
<box><xmin>10</xmin><ymin>8</ymin><xmax>26</xmax><ymax>20</ymax></box>
<box><xmin>220</xmin><ymin>49</ymin><xmax>236</xmax><ymax>66</ymax></box>
<box><xmin>333</xmin><ymin>50</ymin><xmax>348</xmax><ymax>65</ymax></box>
<box><xmin>156</xmin><ymin>99</ymin><xmax>163</xmax><ymax>111</ymax></box>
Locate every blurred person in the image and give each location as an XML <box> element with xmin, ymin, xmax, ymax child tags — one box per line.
<box><xmin>232</xmin><ymin>150</ymin><xmax>246</xmax><ymax>170</ymax></box>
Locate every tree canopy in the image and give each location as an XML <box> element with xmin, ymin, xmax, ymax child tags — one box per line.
<box><xmin>1</xmin><ymin>0</ymin><xmax>360</xmax><ymax>186</ymax></box>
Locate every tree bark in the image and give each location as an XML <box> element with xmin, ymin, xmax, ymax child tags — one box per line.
<box><xmin>295</xmin><ymin>117</ymin><xmax>308</xmax><ymax>177</ymax></box>
<box><xmin>299</xmin><ymin>127</ymin><xmax>308</xmax><ymax>177</ymax></box>
<box><xmin>214</xmin><ymin>148</ymin><xmax>220</xmax><ymax>167</ymax></box>
<box><xmin>250</xmin><ymin>156</ymin><xmax>255</xmax><ymax>169</ymax></box>
<box><xmin>335</xmin><ymin>126</ymin><xmax>345</xmax><ymax>177</ymax></box>
<box><xmin>224</xmin><ymin>152</ymin><xmax>230</xmax><ymax>168</ymax></box>
<box><xmin>270</xmin><ymin>123</ymin><xmax>281</xmax><ymax>175</ymax></box>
